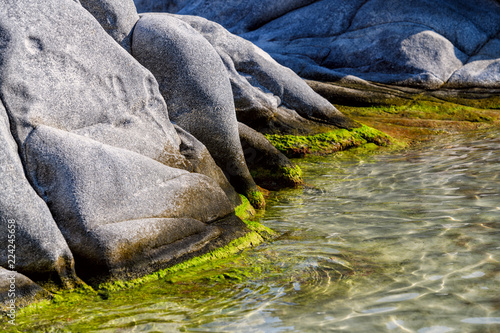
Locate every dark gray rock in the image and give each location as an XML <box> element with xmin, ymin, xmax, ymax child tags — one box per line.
<box><xmin>297</xmin><ymin>23</ymin><xmax>466</xmax><ymax>89</ymax></box>
<box><xmin>79</xmin><ymin>0</ymin><xmax>140</xmax><ymax>52</ymax></box>
<box><xmin>137</xmin><ymin>0</ymin><xmax>317</xmax><ymax>35</ymax></box>
<box><xmin>0</xmin><ymin>268</ymin><xmax>51</xmax><ymax>313</ymax></box>
<box><xmin>24</xmin><ymin>125</ymin><xmax>234</xmax><ymax>278</ymax></box>
<box><xmin>132</xmin><ymin>13</ymin><xmax>262</xmax><ymax>206</ymax></box>
<box><xmin>134</xmin><ymin>0</ymin><xmax>190</xmax><ymax>13</ymax></box>
<box><xmin>134</xmin><ymin>0</ymin><xmax>500</xmax><ymax>90</ymax></box>
<box><xmin>0</xmin><ymin>104</ymin><xmax>78</xmax><ymax>288</ymax></box>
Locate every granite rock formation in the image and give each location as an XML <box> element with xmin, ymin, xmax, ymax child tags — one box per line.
<box><xmin>132</xmin><ymin>14</ymin><xmax>261</xmax><ymax>202</ymax></box>
<box><xmin>0</xmin><ymin>0</ymin><xmax>249</xmax><ymax>293</ymax></box>
<box><xmin>134</xmin><ymin>0</ymin><xmax>500</xmax><ymax>105</ymax></box>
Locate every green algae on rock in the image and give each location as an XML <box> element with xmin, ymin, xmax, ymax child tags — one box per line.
<box><xmin>265</xmin><ymin>125</ymin><xmax>398</xmax><ymax>157</ymax></box>
<box><xmin>5</xmin><ymin>220</ymin><xmax>277</xmax><ymax>331</ymax></box>
<box><xmin>234</xmin><ymin>195</ymin><xmax>257</xmax><ymax>221</ymax></box>
<box><xmin>250</xmin><ymin>164</ymin><xmax>304</xmax><ymax>190</ymax></box>
<box><xmin>336</xmin><ymin>100</ymin><xmax>500</xmax><ymax>145</ymax></box>
<box><xmin>245</xmin><ymin>190</ymin><xmax>266</xmax><ymax>209</ymax></box>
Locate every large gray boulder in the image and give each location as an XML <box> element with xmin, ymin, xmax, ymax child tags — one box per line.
<box><xmin>24</xmin><ymin>126</ymin><xmax>235</xmax><ymax>279</ymax></box>
<box><xmin>134</xmin><ymin>0</ymin><xmax>500</xmax><ymax>90</ymax></box>
<box><xmin>132</xmin><ymin>13</ymin><xmax>263</xmax><ymax>206</ymax></box>
<box><xmin>80</xmin><ymin>0</ymin><xmax>355</xmax><ymax>194</ymax></box>
<box><xmin>0</xmin><ymin>104</ymin><xmax>79</xmax><ymax>288</ymax></box>
<box><xmin>0</xmin><ymin>0</ymin><xmax>183</xmax><ymax>168</ymax></box>
<box><xmin>0</xmin><ymin>0</ymin><xmax>250</xmax><ymax>285</ymax></box>
<box><xmin>447</xmin><ymin>37</ymin><xmax>500</xmax><ymax>88</ymax></box>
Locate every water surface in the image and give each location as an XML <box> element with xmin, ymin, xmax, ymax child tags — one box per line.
<box><xmin>15</xmin><ymin>129</ymin><xmax>500</xmax><ymax>332</ymax></box>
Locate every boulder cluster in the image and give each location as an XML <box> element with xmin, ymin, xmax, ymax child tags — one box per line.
<box><xmin>136</xmin><ymin>0</ymin><xmax>500</xmax><ymax>89</ymax></box>
<box><xmin>0</xmin><ymin>0</ymin><xmax>355</xmax><ymax>306</ymax></box>
<box><xmin>135</xmin><ymin>0</ymin><xmax>500</xmax><ymax>105</ymax></box>
<box><xmin>2</xmin><ymin>0</ymin><xmax>498</xmax><ymax>309</ymax></box>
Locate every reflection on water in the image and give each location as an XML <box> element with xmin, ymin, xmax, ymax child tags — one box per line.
<box><xmin>17</xmin><ymin>130</ymin><xmax>500</xmax><ymax>332</ymax></box>
<box><xmin>256</xmin><ymin>129</ymin><xmax>500</xmax><ymax>333</ymax></box>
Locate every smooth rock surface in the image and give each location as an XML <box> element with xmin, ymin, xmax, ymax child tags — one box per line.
<box><xmin>175</xmin><ymin>125</ymin><xmax>242</xmax><ymax>207</ymax></box>
<box><xmin>0</xmin><ymin>0</ymin><xmax>184</xmax><ymax>168</ymax></box>
<box><xmin>25</xmin><ymin>126</ymin><xmax>234</xmax><ymax>277</ymax></box>
<box><xmin>134</xmin><ymin>0</ymin><xmax>500</xmax><ymax>89</ymax></box>
<box><xmin>171</xmin><ymin>14</ymin><xmax>357</xmax><ymax>129</ymax></box>
<box><xmin>79</xmin><ymin>0</ymin><xmax>140</xmax><ymax>52</ymax></box>
<box><xmin>132</xmin><ymin>13</ymin><xmax>260</xmax><ymax>200</ymax></box>
<box><xmin>0</xmin><ymin>103</ymin><xmax>78</xmax><ymax>287</ymax></box>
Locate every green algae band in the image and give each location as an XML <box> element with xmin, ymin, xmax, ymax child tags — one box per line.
<box><xmin>265</xmin><ymin>125</ymin><xmax>397</xmax><ymax>157</ymax></box>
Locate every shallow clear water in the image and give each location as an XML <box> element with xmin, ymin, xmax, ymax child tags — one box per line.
<box><xmin>15</xmin><ymin>129</ymin><xmax>500</xmax><ymax>332</ymax></box>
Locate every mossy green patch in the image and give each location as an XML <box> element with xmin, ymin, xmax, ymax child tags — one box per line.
<box><xmin>98</xmin><ymin>230</ymin><xmax>266</xmax><ymax>293</ymax></box>
<box><xmin>241</xmin><ymin>219</ymin><xmax>277</xmax><ymax>240</ymax></box>
<box><xmin>235</xmin><ymin>194</ymin><xmax>256</xmax><ymax>220</ymax></box>
<box><xmin>279</xmin><ymin>165</ymin><xmax>303</xmax><ymax>184</ymax></box>
<box><xmin>337</xmin><ymin>99</ymin><xmax>500</xmax><ymax>145</ymax></box>
<box><xmin>250</xmin><ymin>164</ymin><xmax>304</xmax><ymax>190</ymax></box>
<box><xmin>265</xmin><ymin>125</ymin><xmax>400</xmax><ymax>157</ymax></box>
<box><xmin>7</xmin><ymin>221</ymin><xmax>277</xmax><ymax>331</ymax></box>
<box><xmin>245</xmin><ymin>190</ymin><xmax>266</xmax><ymax>209</ymax></box>
<box><xmin>340</xmin><ymin>101</ymin><xmax>495</xmax><ymax>123</ymax></box>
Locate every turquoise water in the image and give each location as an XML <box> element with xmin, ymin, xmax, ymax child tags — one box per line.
<box><xmin>14</xmin><ymin>129</ymin><xmax>500</xmax><ymax>332</ymax></box>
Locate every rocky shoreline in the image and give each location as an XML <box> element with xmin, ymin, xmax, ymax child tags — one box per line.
<box><xmin>1</xmin><ymin>0</ymin><xmax>499</xmax><ymax>316</ymax></box>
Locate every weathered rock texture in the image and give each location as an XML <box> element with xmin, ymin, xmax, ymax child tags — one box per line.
<box><xmin>84</xmin><ymin>0</ymin><xmax>360</xmax><ymax>191</ymax></box>
<box><xmin>25</xmin><ymin>125</ymin><xmax>234</xmax><ymax>279</ymax></box>
<box><xmin>0</xmin><ymin>0</ymin><xmax>251</xmax><ymax>289</ymax></box>
<box><xmin>168</xmin><ymin>14</ymin><xmax>358</xmax><ymax>132</ymax></box>
<box><xmin>0</xmin><ymin>104</ymin><xmax>78</xmax><ymax>288</ymax></box>
<box><xmin>0</xmin><ymin>268</ymin><xmax>51</xmax><ymax>312</ymax></box>
<box><xmin>79</xmin><ymin>0</ymin><xmax>139</xmax><ymax>52</ymax></box>
<box><xmin>134</xmin><ymin>0</ymin><xmax>500</xmax><ymax>91</ymax></box>
<box><xmin>132</xmin><ymin>14</ymin><xmax>260</xmax><ymax>201</ymax></box>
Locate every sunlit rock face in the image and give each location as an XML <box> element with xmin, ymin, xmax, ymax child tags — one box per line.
<box><xmin>0</xmin><ymin>0</ymin><xmax>247</xmax><ymax>286</ymax></box>
<box><xmin>85</xmin><ymin>0</ymin><xmax>356</xmax><ymax>201</ymax></box>
<box><xmin>134</xmin><ymin>0</ymin><xmax>500</xmax><ymax>90</ymax></box>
